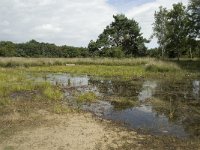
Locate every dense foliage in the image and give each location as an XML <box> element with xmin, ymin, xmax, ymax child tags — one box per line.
<box><xmin>88</xmin><ymin>14</ymin><xmax>148</xmax><ymax>57</ymax></box>
<box><xmin>0</xmin><ymin>40</ymin><xmax>88</xmax><ymax>57</ymax></box>
<box><xmin>152</xmin><ymin>0</ymin><xmax>200</xmax><ymax>59</ymax></box>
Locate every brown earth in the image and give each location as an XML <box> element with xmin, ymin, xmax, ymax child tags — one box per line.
<box><xmin>0</xmin><ymin>109</ymin><xmax>199</xmax><ymax>150</ymax></box>
<box><xmin>0</xmin><ymin>110</ymin><xmax>145</xmax><ymax>150</ymax></box>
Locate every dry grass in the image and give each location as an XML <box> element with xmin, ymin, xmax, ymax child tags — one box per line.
<box><xmin>0</xmin><ymin>57</ymin><xmax>167</xmax><ymax>67</ymax></box>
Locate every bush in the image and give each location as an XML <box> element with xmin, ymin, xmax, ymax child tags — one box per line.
<box><xmin>100</xmin><ymin>47</ymin><xmax>124</xmax><ymax>58</ymax></box>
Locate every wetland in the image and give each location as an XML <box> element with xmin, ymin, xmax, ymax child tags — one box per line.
<box><xmin>0</xmin><ymin>58</ymin><xmax>200</xmax><ymax>149</ymax></box>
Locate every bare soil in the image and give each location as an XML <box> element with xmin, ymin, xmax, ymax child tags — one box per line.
<box><xmin>0</xmin><ymin>106</ymin><xmax>199</xmax><ymax>150</ymax></box>
<box><xmin>0</xmin><ymin>110</ymin><xmax>145</xmax><ymax>150</ymax></box>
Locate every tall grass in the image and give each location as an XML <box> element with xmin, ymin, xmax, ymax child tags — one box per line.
<box><xmin>0</xmin><ymin>57</ymin><xmax>160</xmax><ymax>67</ymax></box>
<box><xmin>145</xmin><ymin>60</ymin><xmax>181</xmax><ymax>72</ymax></box>
<box><xmin>0</xmin><ymin>68</ymin><xmax>63</xmax><ymax>106</ymax></box>
<box><xmin>0</xmin><ymin>57</ymin><xmax>199</xmax><ymax>81</ymax></box>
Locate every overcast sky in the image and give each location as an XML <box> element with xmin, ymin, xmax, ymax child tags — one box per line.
<box><xmin>0</xmin><ymin>0</ymin><xmax>189</xmax><ymax>48</ymax></box>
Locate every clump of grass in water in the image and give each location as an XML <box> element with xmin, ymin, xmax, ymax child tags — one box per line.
<box><xmin>43</xmin><ymin>86</ymin><xmax>63</xmax><ymax>101</ymax></box>
<box><xmin>76</xmin><ymin>92</ymin><xmax>97</xmax><ymax>103</ymax></box>
<box><xmin>109</xmin><ymin>96</ymin><xmax>139</xmax><ymax>109</ymax></box>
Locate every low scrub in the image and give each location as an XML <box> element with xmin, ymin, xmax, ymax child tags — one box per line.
<box><xmin>76</xmin><ymin>92</ymin><xmax>97</xmax><ymax>103</ymax></box>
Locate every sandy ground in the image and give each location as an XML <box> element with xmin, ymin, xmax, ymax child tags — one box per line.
<box><xmin>0</xmin><ymin>110</ymin><xmax>144</xmax><ymax>150</ymax></box>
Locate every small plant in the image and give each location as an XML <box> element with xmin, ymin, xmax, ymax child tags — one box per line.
<box><xmin>43</xmin><ymin>86</ymin><xmax>63</xmax><ymax>101</ymax></box>
<box><xmin>76</xmin><ymin>92</ymin><xmax>97</xmax><ymax>103</ymax></box>
<box><xmin>0</xmin><ymin>97</ymin><xmax>11</xmax><ymax>106</ymax></box>
<box><xmin>53</xmin><ymin>104</ymin><xmax>70</xmax><ymax>114</ymax></box>
<box><xmin>109</xmin><ymin>96</ymin><xmax>138</xmax><ymax>109</ymax></box>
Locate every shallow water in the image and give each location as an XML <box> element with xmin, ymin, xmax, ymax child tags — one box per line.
<box><xmin>34</xmin><ymin>73</ymin><xmax>200</xmax><ymax>138</ymax></box>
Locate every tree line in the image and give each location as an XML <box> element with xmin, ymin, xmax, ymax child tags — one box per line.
<box><xmin>0</xmin><ymin>40</ymin><xmax>88</xmax><ymax>58</ymax></box>
<box><xmin>0</xmin><ymin>0</ymin><xmax>199</xmax><ymax>58</ymax></box>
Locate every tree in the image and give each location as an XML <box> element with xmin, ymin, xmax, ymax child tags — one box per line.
<box><xmin>0</xmin><ymin>41</ymin><xmax>16</xmax><ymax>57</ymax></box>
<box><xmin>187</xmin><ymin>0</ymin><xmax>200</xmax><ymax>58</ymax></box>
<box><xmin>89</xmin><ymin>14</ymin><xmax>148</xmax><ymax>57</ymax></box>
<box><xmin>153</xmin><ymin>6</ymin><xmax>168</xmax><ymax>58</ymax></box>
<box><xmin>166</xmin><ymin>3</ymin><xmax>188</xmax><ymax>59</ymax></box>
<box><xmin>188</xmin><ymin>0</ymin><xmax>200</xmax><ymax>39</ymax></box>
<box><xmin>88</xmin><ymin>40</ymin><xmax>99</xmax><ymax>56</ymax></box>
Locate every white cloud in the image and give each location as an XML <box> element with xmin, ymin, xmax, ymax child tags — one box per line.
<box><xmin>33</xmin><ymin>24</ymin><xmax>62</xmax><ymax>33</ymax></box>
<box><xmin>0</xmin><ymin>0</ymin><xmax>116</xmax><ymax>46</ymax></box>
<box><xmin>0</xmin><ymin>0</ymin><xmax>189</xmax><ymax>48</ymax></box>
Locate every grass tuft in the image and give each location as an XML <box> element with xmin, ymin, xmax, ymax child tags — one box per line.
<box><xmin>53</xmin><ymin>104</ymin><xmax>70</xmax><ymax>114</ymax></box>
<box><xmin>109</xmin><ymin>96</ymin><xmax>139</xmax><ymax>109</ymax></box>
<box><xmin>43</xmin><ymin>86</ymin><xmax>63</xmax><ymax>101</ymax></box>
<box><xmin>0</xmin><ymin>97</ymin><xmax>11</xmax><ymax>106</ymax></box>
<box><xmin>76</xmin><ymin>92</ymin><xmax>97</xmax><ymax>103</ymax></box>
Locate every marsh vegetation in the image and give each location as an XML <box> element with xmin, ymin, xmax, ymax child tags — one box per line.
<box><xmin>0</xmin><ymin>57</ymin><xmax>199</xmax><ymax>149</ymax></box>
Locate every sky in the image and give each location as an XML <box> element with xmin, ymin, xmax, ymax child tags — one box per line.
<box><xmin>0</xmin><ymin>0</ymin><xmax>189</xmax><ymax>48</ymax></box>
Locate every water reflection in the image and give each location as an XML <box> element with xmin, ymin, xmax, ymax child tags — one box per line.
<box><xmin>193</xmin><ymin>80</ymin><xmax>200</xmax><ymax>99</ymax></box>
<box><xmin>138</xmin><ymin>81</ymin><xmax>157</xmax><ymax>101</ymax></box>
<box><xmin>105</xmin><ymin>105</ymin><xmax>187</xmax><ymax>137</ymax></box>
<box><xmin>36</xmin><ymin>73</ymin><xmax>200</xmax><ymax>137</ymax></box>
<box><xmin>45</xmin><ymin>73</ymin><xmax>89</xmax><ymax>87</ymax></box>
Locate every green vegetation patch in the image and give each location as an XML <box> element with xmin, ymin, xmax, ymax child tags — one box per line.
<box><xmin>76</xmin><ymin>92</ymin><xmax>98</xmax><ymax>103</ymax></box>
<box><xmin>109</xmin><ymin>96</ymin><xmax>139</xmax><ymax>109</ymax></box>
<box><xmin>0</xmin><ymin>98</ymin><xmax>11</xmax><ymax>107</ymax></box>
<box><xmin>43</xmin><ymin>86</ymin><xmax>63</xmax><ymax>101</ymax></box>
<box><xmin>145</xmin><ymin>61</ymin><xmax>181</xmax><ymax>72</ymax></box>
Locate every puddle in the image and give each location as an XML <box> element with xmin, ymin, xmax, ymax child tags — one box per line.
<box><xmin>33</xmin><ymin>73</ymin><xmax>200</xmax><ymax>138</ymax></box>
<box><xmin>138</xmin><ymin>81</ymin><xmax>157</xmax><ymax>101</ymax></box>
<box><xmin>193</xmin><ymin>80</ymin><xmax>200</xmax><ymax>99</ymax></box>
<box><xmin>42</xmin><ymin>73</ymin><xmax>89</xmax><ymax>87</ymax></box>
<box><xmin>105</xmin><ymin>105</ymin><xmax>187</xmax><ymax>137</ymax></box>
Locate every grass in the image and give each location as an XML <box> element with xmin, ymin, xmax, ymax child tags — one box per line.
<box><xmin>1</xmin><ymin>57</ymin><xmax>199</xmax><ymax>80</ymax></box>
<box><xmin>0</xmin><ymin>57</ymin><xmax>198</xmax><ymax>68</ymax></box>
<box><xmin>0</xmin><ymin>67</ymin><xmax>72</xmax><ymax>142</ymax></box>
<box><xmin>145</xmin><ymin>61</ymin><xmax>181</xmax><ymax>72</ymax></box>
<box><xmin>27</xmin><ymin>64</ymin><xmax>190</xmax><ymax>81</ymax></box>
<box><xmin>0</xmin><ymin>98</ymin><xmax>11</xmax><ymax>107</ymax></box>
<box><xmin>109</xmin><ymin>96</ymin><xmax>139</xmax><ymax>109</ymax></box>
<box><xmin>0</xmin><ymin>57</ymin><xmax>155</xmax><ymax>67</ymax></box>
<box><xmin>43</xmin><ymin>86</ymin><xmax>63</xmax><ymax>101</ymax></box>
<box><xmin>76</xmin><ymin>92</ymin><xmax>98</xmax><ymax>103</ymax></box>
<box><xmin>53</xmin><ymin>104</ymin><xmax>71</xmax><ymax>114</ymax></box>
<box><xmin>0</xmin><ymin>68</ymin><xmax>65</xmax><ymax>115</ymax></box>
<box><xmin>0</xmin><ymin>58</ymin><xmax>199</xmax><ymax>149</ymax></box>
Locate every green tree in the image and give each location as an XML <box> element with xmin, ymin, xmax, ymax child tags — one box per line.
<box><xmin>188</xmin><ymin>0</ymin><xmax>200</xmax><ymax>39</ymax></box>
<box><xmin>153</xmin><ymin>6</ymin><xmax>168</xmax><ymax>58</ymax></box>
<box><xmin>0</xmin><ymin>41</ymin><xmax>16</xmax><ymax>57</ymax></box>
<box><xmin>187</xmin><ymin>0</ymin><xmax>200</xmax><ymax>58</ymax></box>
<box><xmin>89</xmin><ymin>14</ymin><xmax>148</xmax><ymax>57</ymax></box>
<box><xmin>88</xmin><ymin>40</ymin><xmax>99</xmax><ymax>56</ymax></box>
<box><xmin>166</xmin><ymin>3</ymin><xmax>188</xmax><ymax>59</ymax></box>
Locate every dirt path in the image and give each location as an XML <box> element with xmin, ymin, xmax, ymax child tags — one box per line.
<box><xmin>0</xmin><ymin>111</ymin><xmax>144</xmax><ymax>150</ymax></box>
